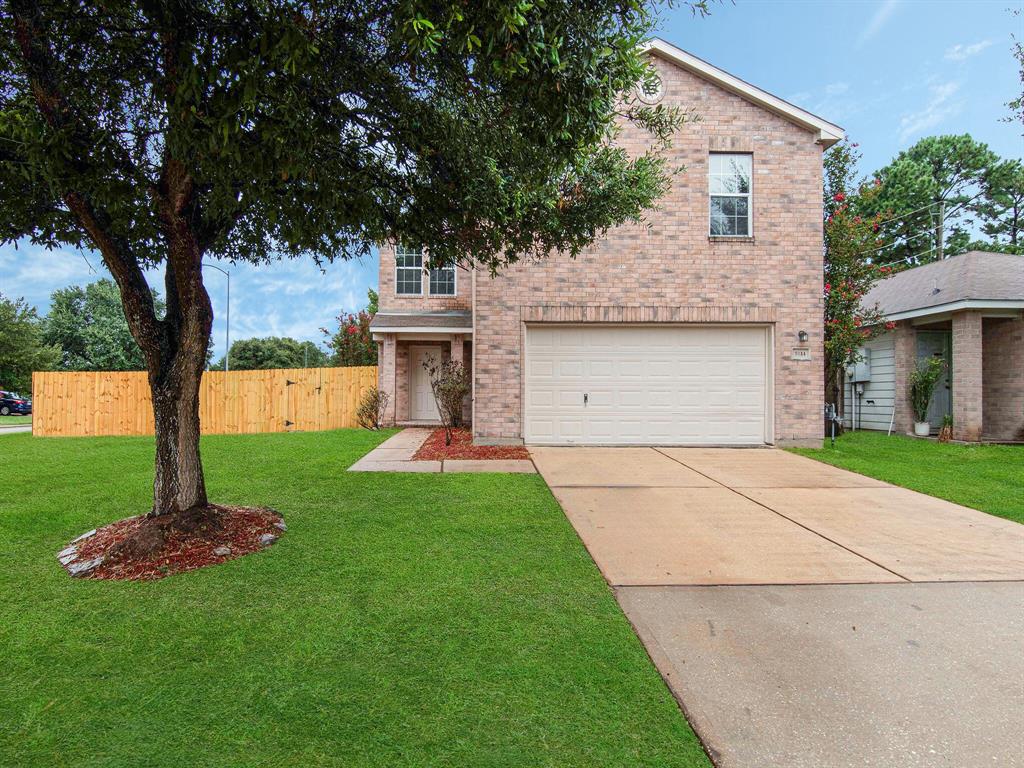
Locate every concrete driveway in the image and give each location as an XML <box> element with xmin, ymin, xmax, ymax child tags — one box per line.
<box><xmin>533</xmin><ymin>447</ymin><xmax>1024</xmax><ymax>768</ymax></box>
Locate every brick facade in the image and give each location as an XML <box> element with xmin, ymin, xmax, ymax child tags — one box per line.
<box><xmin>952</xmin><ymin>311</ymin><xmax>984</xmax><ymax>442</ymax></box>
<box><xmin>471</xmin><ymin>53</ymin><xmax>825</xmax><ymax>446</ymax></box>
<box><xmin>982</xmin><ymin>315</ymin><xmax>1024</xmax><ymax>441</ymax></box>
<box><xmin>890</xmin><ymin>320</ymin><xmax>917</xmax><ymax>435</ymax></box>
<box><xmin>377</xmin><ymin>245</ymin><xmax>471</xmax><ymax>313</ymax></box>
<box><xmin>376</xmin><ymin>51</ymin><xmax>830</xmax><ymax>446</ymax></box>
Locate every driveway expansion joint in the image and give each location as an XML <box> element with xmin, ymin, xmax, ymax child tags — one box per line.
<box><xmin>651</xmin><ymin>447</ymin><xmax>913</xmax><ymax>583</ymax></box>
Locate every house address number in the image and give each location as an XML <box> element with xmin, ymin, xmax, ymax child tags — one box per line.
<box><xmin>791</xmin><ymin>348</ymin><xmax>812</xmax><ymax>361</ymax></box>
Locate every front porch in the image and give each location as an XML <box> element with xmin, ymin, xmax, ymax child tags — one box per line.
<box><xmin>370</xmin><ymin>310</ymin><xmax>473</xmax><ymax>426</ymax></box>
<box><xmin>890</xmin><ymin>311</ymin><xmax>1024</xmax><ymax>442</ymax></box>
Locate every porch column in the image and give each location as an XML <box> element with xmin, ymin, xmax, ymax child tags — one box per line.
<box><xmin>892</xmin><ymin>321</ymin><xmax>916</xmax><ymax>435</ymax></box>
<box><xmin>449</xmin><ymin>334</ymin><xmax>470</xmax><ymax>424</ymax></box>
<box><xmin>951</xmin><ymin>311</ymin><xmax>983</xmax><ymax>442</ymax></box>
<box><xmin>449</xmin><ymin>334</ymin><xmax>464</xmax><ymax>367</ymax></box>
<box><xmin>380</xmin><ymin>333</ymin><xmax>397</xmax><ymax>426</ymax></box>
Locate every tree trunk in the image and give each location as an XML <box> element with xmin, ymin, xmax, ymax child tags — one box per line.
<box><xmin>146</xmin><ymin>233</ymin><xmax>214</xmax><ymax>519</ymax></box>
<box><xmin>150</xmin><ymin>332</ymin><xmax>210</xmax><ymax>518</ymax></box>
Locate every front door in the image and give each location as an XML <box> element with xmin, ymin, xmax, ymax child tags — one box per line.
<box><xmin>915</xmin><ymin>331</ymin><xmax>952</xmax><ymax>431</ymax></box>
<box><xmin>410</xmin><ymin>346</ymin><xmax>440</xmax><ymax>421</ymax></box>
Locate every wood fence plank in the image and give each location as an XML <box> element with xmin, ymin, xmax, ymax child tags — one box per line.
<box><xmin>31</xmin><ymin>367</ymin><xmax>377</xmax><ymax>437</ymax></box>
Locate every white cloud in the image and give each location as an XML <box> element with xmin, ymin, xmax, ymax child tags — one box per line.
<box><xmin>898</xmin><ymin>80</ymin><xmax>963</xmax><ymax>142</ymax></box>
<box><xmin>944</xmin><ymin>40</ymin><xmax>993</xmax><ymax>61</ymax></box>
<box><xmin>858</xmin><ymin>0</ymin><xmax>899</xmax><ymax>48</ymax></box>
<box><xmin>0</xmin><ymin>240</ymin><xmax>378</xmax><ymax>363</ymax></box>
<box><xmin>824</xmin><ymin>82</ymin><xmax>850</xmax><ymax>96</ymax></box>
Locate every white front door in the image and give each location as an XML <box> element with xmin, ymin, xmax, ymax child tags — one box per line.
<box><xmin>524</xmin><ymin>324</ymin><xmax>771</xmax><ymax>445</ymax></box>
<box><xmin>410</xmin><ymin>346</ymin><xmax>440</xmax><ymax>421</ymax></box>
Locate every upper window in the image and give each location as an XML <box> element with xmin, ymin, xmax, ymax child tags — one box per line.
<box><xmin>395</xmin><ymin>245</ymin><xmax>422</xmax><ymax>295</ymax></box>
<box><xmin>429</xmin><ymin>264</ymin><xmax>456</xmax><ymax>296</ymax></box>
<box><xmin>709</xmin><ymin>153</ymin><xmax>752</xmax><ymax>237</ymax></box>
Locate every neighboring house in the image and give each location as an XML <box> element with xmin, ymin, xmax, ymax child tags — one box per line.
<box><xmin>844</xmin><ymin>251</ymin><xmax>1024</xmax><ymax>442</ymax></box>
<box><xmin>370</xmin><ymin>38</ymin><xmax>843</xmax><ymax>447</ymax></box>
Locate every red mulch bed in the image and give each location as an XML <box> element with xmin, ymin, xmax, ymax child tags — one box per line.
<box><xmin>57</xmin><ymin>505</ymin><xmax>285</xmax><ymax>581</ymax></box>
<box><xmin>413</xmin><ymin>428</ymin><xmax>531</xmax><ymax>461</ymax></box>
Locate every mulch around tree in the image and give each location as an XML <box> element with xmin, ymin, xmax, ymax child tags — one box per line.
<box><xmin>56</xmin><ymin>505</ymin><xmax>285</xmax><ymax>581</ymax></box>
<box><xmin>413</xmin><ymin>428</ymin><xmax>531</xmax><ymax>461</ymax></box>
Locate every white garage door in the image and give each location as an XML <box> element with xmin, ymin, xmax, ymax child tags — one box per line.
<box><xmin>524</xmin><ymin>325</ymin><xmax>770</xmax><ymax>445</ymax></box>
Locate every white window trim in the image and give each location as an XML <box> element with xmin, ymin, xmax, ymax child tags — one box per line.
<box><xmin>395</xmin><ymin>246</ymin><xmax>423</xmax><ymax>296</ymax></box>
<box><xmin>428</xmin><ymin>264</ymin><xmax>458</xmax><ymax>297</ymax></box>
<box><xmin>709</xmin><ymin>153</ymin><xmax>753</xmax><ymax>238</ymax></box>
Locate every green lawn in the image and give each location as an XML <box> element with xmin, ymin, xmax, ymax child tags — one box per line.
<box><xmin>0</xmin><ymin>430</ymin><xmax>708</xmax><ymax>768</ymax></box>
<box><xmin>791</xmin><ymin>431</ymin><xmax>1024</xmax><ymax>525</ymax></box>
<box><xmin>0</xmin><ymin>415</ymin><xmax>31</xmax><ymax>425</ymax></box>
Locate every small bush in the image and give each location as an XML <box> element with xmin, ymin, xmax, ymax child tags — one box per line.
<box><xmin>423</xmin><ymin>357</ymin><xmax>470</xmax><ymax>446</ymax></box>
<box><xmin>356</xmin><ymin>386</ymin><xmax>390</xmax><ymax>430</ymax></box>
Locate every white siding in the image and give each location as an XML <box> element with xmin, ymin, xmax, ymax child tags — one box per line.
<box><xmin>843</xmin><ymin>333</ymin><xmax>896</xmax><ymax>432</ymax></box>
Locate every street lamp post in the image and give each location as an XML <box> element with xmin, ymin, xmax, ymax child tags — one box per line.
<box><xmin>202</xmin><ymin>263</ymin><xmax>230</xmax><ymax>372</ymax></box>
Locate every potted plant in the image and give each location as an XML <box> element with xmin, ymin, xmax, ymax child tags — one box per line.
<box><xmin>908</xmin><ymin>357</ymin><xmax>946</xmax><ymax>437</ymax></box>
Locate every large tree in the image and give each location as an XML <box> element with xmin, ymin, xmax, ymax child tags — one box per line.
<box><xmin>0</xmin><ymin>294</ymin><xmax>60</xmax><ymax>394</ymax></box>
<box><xmin>865</xmin><ymin>134</ymin><xmax>1001</xmax><ymax>266</ymax></box>
<box><xmin>975</xmin><ymin>160</ymin><xmax>1024</xmax><ymax>253</ymax></box>
<box><xmin>0</xmin><ymin>1</ymin><xmax>694</xmax><ymax>543</ymax></box>
<box><xmin>43</xmin><ymin>278</ymin><xmax>165</xmax><ymax>370</ymax></box>
<box><xmin>214</xmin><ymin>336</ymin><xmax>326</xmax><ymax>370</ymax></box>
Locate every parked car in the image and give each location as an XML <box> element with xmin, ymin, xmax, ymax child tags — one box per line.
<box><xmin>0</xmin><ymin>391</ymin><xmax>31</xmax><ymax>416</ymax></box>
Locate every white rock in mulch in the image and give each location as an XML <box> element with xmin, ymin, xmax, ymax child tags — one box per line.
<box><xmin>57</xmin><ymin>546</ymin><xmax>78</xmax><ymax>565</ymax></box>
<box><xmin>259</xmin><ymin>533</ymin><xmax>278</xmax><ymax>547</ymax></box>
<box><xmin>71</xmin><ymin>529</ymin><xmax>97</xmax><ymax>544</ymax></box>
<box><xmin>67</xmin><ymin>557</ymin><xmax>103</xmax><ymax>577</ymax></box>
<box><xmin>274</xmin><ymin>520</ymin><xmax>287</xmax><ymax>532</ymax></box>
<box><xmin>213</xmin><ymin>545</ymin><xmax>232</xmax><ymax>557</ymax></box>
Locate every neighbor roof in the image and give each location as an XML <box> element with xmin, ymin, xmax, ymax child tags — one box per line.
<box><xmin>644</xmin><ymin>38</ymin><xmax>845</xmax><ymax>146</ymax></box>
<box><xmin>863</xmin><ymin>251</ymin><xmax>1024</xmax><ymax>320</ymax></box>
<box><xmin>370</xmin><ymin>310</ymin><xmax>473</xmax><ymax>334</ymax></box>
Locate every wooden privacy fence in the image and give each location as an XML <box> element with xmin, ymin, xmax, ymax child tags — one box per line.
<box><xmin>32</xmin><ymin>366</ymin><xmax>378</xmax><ymax>437</ymax></box>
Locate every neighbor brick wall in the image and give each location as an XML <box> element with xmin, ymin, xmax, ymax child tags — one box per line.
<box><xmin>891</xmin><ymin>321</ymin><xmax>917</xmax><ymax>435</ymax></box>
<box><xmin>952</xmin><ymin>311</ymin><xmax>984</xmax><ymax>442</ymax></box>
<box><xmin>472</xmin><ymin>53</ymin><xmax>826</xmax><ymax>446</ymax></box>
<box><xmin>982</xmin><ymin>315</ymin><xmax>1024</xmax><ymax>441</ymax></box>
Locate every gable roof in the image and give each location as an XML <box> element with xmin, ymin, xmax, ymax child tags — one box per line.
<box><xmin>644</xmin><ymin>38</ymin><xmax>844</xmax><ymax>146</ymax></box>
<box><xmin>863</xmin><ymin>251</ymin><xmax>1024</xmax><ymax>320</ymax></box>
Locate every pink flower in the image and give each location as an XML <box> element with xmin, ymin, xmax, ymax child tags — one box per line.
<box><xmin>834</xmin><ymin>192</ymin><xmax>846</xmax><ymax>202</ymax></box>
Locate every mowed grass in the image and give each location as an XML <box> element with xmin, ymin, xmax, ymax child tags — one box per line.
<box><xmin>0</xmin><ymin>415</ymin><xmax>31</xmax><ymax>425</ymax></box>
<box><xmin>791</xmin><ymin>431</ymin><xmax>1024</xmax><ymax>524</ymax></box>
<box><xmin>0</xmin><ymin>430</ymin><xmax>709</xmax><ymax>768</ymax></box>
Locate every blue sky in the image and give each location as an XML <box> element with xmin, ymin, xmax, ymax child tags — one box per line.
<box><xmin>1</xmin><ymin>0</ymin><xmax>1020</xmax><ymax>362</ymax></box>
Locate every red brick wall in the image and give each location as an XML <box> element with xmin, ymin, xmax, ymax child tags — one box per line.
<box><xmin>982</xmin><ymin>316</ymin><xmax>1024</xmax><ymax>441</ymax></box>
<box><xmin>472</xmin><ymin>53</ymin><xmax>826</xmax><ymax>446</ymax></box>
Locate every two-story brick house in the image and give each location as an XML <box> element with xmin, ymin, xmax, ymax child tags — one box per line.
<box><xmin>370</xmin><ymin>38</ymin><xmax>843</xmax><ymax>447</ymax></box>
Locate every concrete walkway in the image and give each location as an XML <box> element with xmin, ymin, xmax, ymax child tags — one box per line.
<box><xmin>348</xmin><ymin>428</ymin><xmax>536</xmax><ymax>473</ymax></box>
<box><xmin>532</xmin><ymin>446</ymin><xmax>1024</xmax><ymax>768</ymax></box>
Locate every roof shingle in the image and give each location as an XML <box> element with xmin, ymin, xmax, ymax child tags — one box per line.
<box><xmin>862</xmin><ymin>251</ymin><xmax>1024</xmax><ymax>317</ymax></box>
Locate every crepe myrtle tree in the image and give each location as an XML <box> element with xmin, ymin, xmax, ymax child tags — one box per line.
<box><xmin>823</xmin><ymin>140</ymin><xmax>892</xmax><ymax>415</ymax></box>
<box><xmin>0</xmin><ymin>1</ymin><xmax>700</xmax><ymax>539</ymax></box>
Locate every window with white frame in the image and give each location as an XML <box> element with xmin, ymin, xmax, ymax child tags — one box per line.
<box><xmin>395</xmin><ymin>245</ymin><xmax>423</xmax><ymax>295</ymax></box>
<box><xmin>709</xmin><ymin>153</ymin><xmax>752</xmax><ymax>236</ymax></box>
<box><xmin>429</xmin><ymin>263</ymin><xmax>456</xmax><ymax>296</ymax></box>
